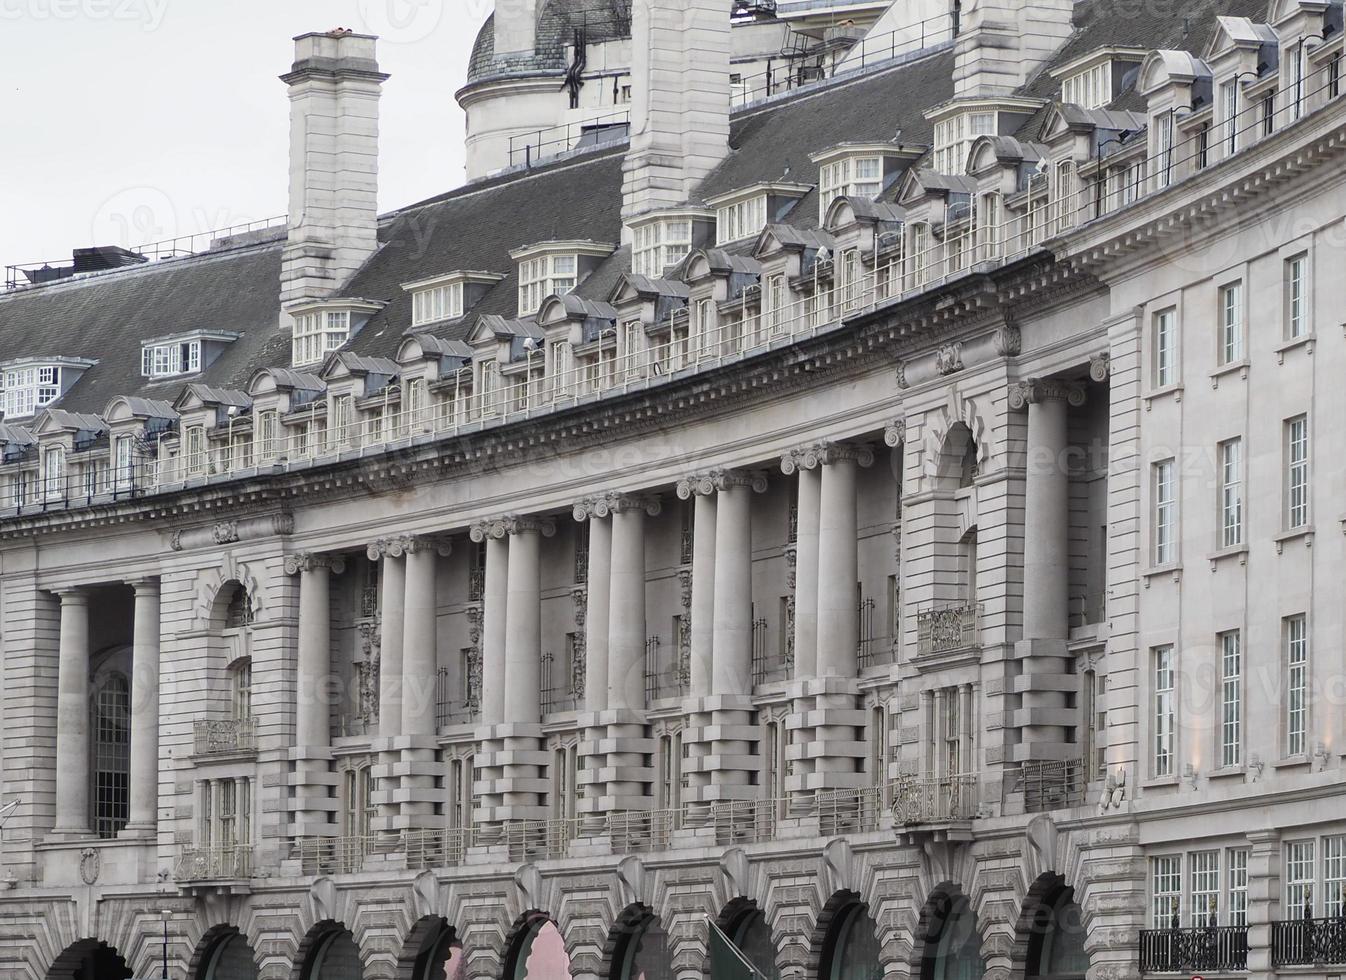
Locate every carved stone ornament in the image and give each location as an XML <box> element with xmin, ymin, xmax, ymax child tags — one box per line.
<box><xmin>79</xmin><ymin>847</ymin><xmax>100</xmax><ymax>885</ymax></box>
<box><xmin>895</xmin><ymin>361</ymin><xmax>909</xmax><ymax>390</ymax></box>
<box><xmin>469</xmin><ymin>515</ymin><xmax>557</xmax><ymax>542</ymax></box>
<box><xmin>170</xmin><ymin>511</ymin><xmax>295</xmax><ymax>552</ymax></box>
<box><xmin>992</xmin><ymin>325</ymin><xmax>1022</xmax><ymax>358</ymax></box>
<box><xmin>1089</xmin><ymin>351</ymin><xmax>1112</xmax><ymax>382</ymax></box>
<box><xmin>283</xmin><ymin>552</ymin><xmax>347</xmax><ymax>577</ymax></box>
<box><xmin>883</xmin><ymin>419</ymin><xmax>906</xmax><ymax>448</ymax></box>
<box><xmin>815</xmin><ymin>440</ymin><xmax>876</xmax><ymax>468</ymax></box>
<box><xmin>212</xmin><ymin>522</ymin><xmax>240</xmax><ymax>545</ymax></box>
<box><xmin>1007</xmin><ymin>378</ymin><xmax>1087</xmax><ymax>411</ymax></box>
<box><xmin>677</xmin><ymin>469</ymin><xmax>769</xmax><ymax>497</ymax></box>
<box><xmin>935</xmin><ymin>342</ymin><xmax>965</xmax><ymax>376</ymax></box>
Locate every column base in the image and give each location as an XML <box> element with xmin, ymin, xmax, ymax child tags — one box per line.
<box><xmin>117</xmin><ymin>822</ymin><xmax>156</xmax><ymax>840</ymax></box>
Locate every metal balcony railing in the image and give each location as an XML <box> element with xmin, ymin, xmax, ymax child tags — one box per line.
<box><xmin>193</xmin><ymin>717</ymin><xmax>257</xmax><ymax>756</ymax></box>
<box><xmin>892</xmin><ymin>774</ymin><xmax>979</xmax><ymax>824</ymax></box>
<box><xmin>1273</xmin><ymin>914</ymin><xmax>1346</xmax><ymax>967</ymax></box>
<box><xmin>174</xmin><ymin>843</ymin><xmax>253</xmax><ymax>882</ymax></box>
<box><xmin>1139</xmin><ymin>922</ymin><xmax>1248</xmax><ymax>973</ymax></box>
<box><xmin>1018</xmin><ymin>759</ymin><xmax>1086</xmax><ymax>813</ymax></box>
<box><xmin>294</xmin><ymin>833</ymin><xmax>402</xmax><ymax>876</ymax></box>
<box><xmin>404</xmin><ymin>828</ymin><xmax>472</xmax><ymax>870</ymax></box>
<box><xmin>915</xmin><ymin>602</ymin><xmax>980</xmax><ymax>656</ymax></box>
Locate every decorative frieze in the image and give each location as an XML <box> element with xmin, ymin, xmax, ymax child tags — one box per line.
<box><xmin>170</xmin><ymin>511</ymin><xmax>295</xmax><ymax>552</ymax></box>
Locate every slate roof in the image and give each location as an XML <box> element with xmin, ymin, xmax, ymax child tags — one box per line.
<box><xmin>467</xmin><ymin>0</ymin><xmax>634</xmax><ymax>86</ymax></box>
<box><xmin>0</xmin><ymin>0</ymin><xmax>1285</xmax><ymax>421</ymax></box>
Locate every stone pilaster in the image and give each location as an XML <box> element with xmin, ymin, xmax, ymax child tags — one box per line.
<box><xmin>397</xmin><ymin>536</ymin><xmax>451</xmax><ymax>831</ymax></box>
<box><xmin>51</xmin><ymin>589</ymin><xmax>90</xmax><ymax>839</ymax></box>
<box><xmin>1008</xmin><ymin>380</ymin><xmax>1086</xmax><ymax>762</ymax></box>
<box><xmin>284</xmin><ymin>551</ymin><xmax>345</xmax><ymax>839</ymax></box>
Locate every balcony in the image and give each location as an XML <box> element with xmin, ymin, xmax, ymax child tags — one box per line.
<box><xmin>1139</xmin><ymin>923</ymin><xmax>1248</xmax><ymax>974</ymax></box>
<box><xmin>193</xmin><ymin>717</ymin><xmax>256</xmax><ymax>756</ymax></box>
<box><xmin>1017</xmin><ymin>759</ymin><xmax>1087</xmax><ymax>813</ymax></box>
<box><xmin>174</xmin><ymin>844</ymin><xmax>253</xmax><ymax>885</ymax></box>
<box><xmin>916</xmin><ymin>602</ymin><xmax>980</xmax><ymax>658</ymax></box>
<box><xmin>1272</xmin><ymin>915</ymin><xmax>1346</xmax><ymax>968</ymax></box>
<box><xmin>893</xmin><ymin>774</ymin><xmax>979</xmax><ymax>826</ymax></box>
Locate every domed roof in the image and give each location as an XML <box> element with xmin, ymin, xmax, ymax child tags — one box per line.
<box><xmin>467</xmin><ymin>0</ymin><xmax>633</xmax><ymax>86</ymax></box>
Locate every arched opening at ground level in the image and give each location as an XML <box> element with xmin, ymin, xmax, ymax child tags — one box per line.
<box><xmin>46</xmin><ymin>939</ymin><xmax>131</xmax><ymax>980</ymax></box>
<box><xmin>192</xmin><ymin>927</ymin><xmax>260</xmax><ymax>980</ymax></box>
<box><xmin>712</xmin><ymin>898</ymin><xmax>780</xmax><ymax>980</ymax></box>
<box><xmin>1017</xmin><ymin>874</ymin><xmax>1089</xmax><ymax>980</ymax></box>
<box><xmin>810</xmin><ymin>890</ymin><xmax>882</xmax><ymax>980</ymax></box>
<box><xmin>503</xmin><ymin>911</ymin><xmax>570</xmax><ymax>980</ymax></box>
<box><xmin>917</xmin><ymin>887</ymin><xmax>985</xmax><ymax>980</ymax></box>
<box><xmin>398</xmin><ymin>915</ymin><xmax>466</xmax><ymax>980</ymax></box>
<box><xmin>292</xmin><ymin>921</ymin><xmax>362</xmax><ymax>980</ymax></box>
<box><xmin>604</xmin><ymin>903</ymin><xmax>674</xmax><ymax>980</ymax></box>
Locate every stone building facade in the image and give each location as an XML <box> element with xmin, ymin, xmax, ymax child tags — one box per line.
<box><xmin>2</xmin><ymin>1</ymin><xmax>1345</xmax><ymax>979</ymax></box>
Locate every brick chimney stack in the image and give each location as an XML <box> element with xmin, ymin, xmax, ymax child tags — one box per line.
<box><xmin>621</xmin><ymin>0</ymin><xmax>732</xmax><ymax>227</ymax></box>
<box><xmin>280</xmin><ymin>30</ymin><xmax>389</xmax><ymax>313</ymax></box>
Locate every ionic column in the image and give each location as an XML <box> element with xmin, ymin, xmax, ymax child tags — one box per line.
<box><xmin>284</xmin><ymin>552</ymin><xmax>345</xmax><ymax>838</ymax></box>
<box><xmin>572</xmin><ymin>504</ymin><xmax>612</xmax><ymax>712</ymax></box>
<box><xmin>816</xmin><ymin>444</ymin><xmax>871</xmax><ymax>678</ymax></box>
<box><xmin>402</xmin><ymin>536</ymin><xmax>448</xmax><ymax>737</ymax></box>
<box><xmin>52</xmin><ymin>589</ymin><xmax>91</xmax><ymax>838</ymax></box>
<box><xmin>122</xmin><ymin>579</ymin><xmax>161</xmax><ymax>837</ymax></box>
<box><xmin>368</xmin><ymin>540</ymin><xmax>405</xmax><ymax>738</ymax></box>
<box><xmin>675</xmin><ymin>475</ymin><xmax>718</xmax><ymax>697</ymax></box>
<box><xmin>1009</xmin><ymin>380</ymin><xmax>1085</xmax><ymax>761</ymax></box>
<box><xmin>475</xmin><ymin>526</ymin><xmax>510</xmax><ymax>726</ymax></box>
<box><xmin>780</xmin><ymin>452</ymin><xmax>821</xmax><ymax>680</ymax></box>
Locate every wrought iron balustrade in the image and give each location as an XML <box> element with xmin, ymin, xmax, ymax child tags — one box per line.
<box><xmin>174</xmin><ymin>843</ymin><xmax>253</xmax><ymax>882</ymax></box>
<box><xmin>915</xmin><ymin>602</ymin><xmax>980</xmax><ymax>656</ymax></box>
<box><xmin>1272</xmin><ymin>914</ymin><xmax>1346</xmax><ymax>967</ymax></box>
<box><xmin>1018</xmin><ymin>759</ymin><xmax>1086</xmax><ymax>813</ymax></box>
<box><xmin>404</xmin><ymin>828</ymin><xmax>471</xmax><ymax>870</ymax></box>
<box><xmin>295</xmin><ymin>833</ymin><xmax>399</xmax><ymax>876</ymax></box>
<box><xmin>892</xmin><ymin>774</ymin><xmax>978</xmax><ymax>824</ymax></box>
<box><xmin>505</xmin><ymin>818</ymin><xmax>578</xmax><ymax>863</ymax></box>
<box><xmin>1139</xmin><ymin>922</ymin><xmax>1248</xmax><ymax>973</ymax></box>
<box><xmin>193</xmin><ymin>717</ymin><xmax>257</xmax><ymax>756</ymax></box>
<box><xmin>541</xmin><ymin>651</ymin><xmax>579</xmax><ymax>714</ymax></box>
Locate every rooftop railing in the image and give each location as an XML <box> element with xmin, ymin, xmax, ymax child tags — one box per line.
<box><xmin>508</xmin><ymin>110</ymin><xmax>631</xmax><ymax>168</ymax></box>
<box><xmin>5</xmin><ymin>62</ymin><xmax>1343</xmax><ymax>516</ymax></box>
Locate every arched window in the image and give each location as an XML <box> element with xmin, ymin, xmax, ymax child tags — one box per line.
<box><xmin>1026</xmin><ymin>888</ymin><xmax>1089</xmax><ymax>980</ymax></box>
<box><xmin>303</xmin><ymin>929</ymin><xmax>362</xmax><ymax>980</ymax></box>
<box><xmin>506</xmin><ymin>915</ymin><xmax>570</xmax><ymax>980</ymax></box>
<box><xmin>920</xmin><ymin>893</ymin><xmax>984</xmax><ymax>980</ymax></box>
<box><xmin>92</xmin><ymin>672</ymin><xmax>131</xmax><ymax>838</ymax></box>
<box><xmin>611</xmin><ymin>909</ymin><xmax>674</xmax><ymax>980</ymax></box>
<box><xmin>823</xmin><ymin>902</ymin><xmax>882</xmax><ymax>980</ymax></box>
<box><xmin>714</xmin><ymin>907</ymin><xmax>781</xmax><ymax>980</ymax></box>
<box><xmin>404</xmin><ymin>919</ymin><xmax>464</xmax><ymax>980</ymax></box>
<box><xmin>199</xmin><ymin>932</ymin><xmax>259</xmax><ymax>980</ymax></box>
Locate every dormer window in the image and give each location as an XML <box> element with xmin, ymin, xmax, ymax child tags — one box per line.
<box><xmin>412</xmin><ymin>282</ymin><xmax>463</xmax><ymax>326</ymax></box>
<box><xmin>3</xmin><ymin>364</ymin><xmax>63</xmax><ymax>418</ymax></box>
<box><xmin>510</xmin><ymin>242</ymin><xmax>614</xmax><ymax>318</ymax></box>
<box><xmin>717</xmin><ymin>195</ymin><xmax>766</xmax><ymax>244</ymax></box>
<box><xmin>706</xmin><ymin>184</ymin><xmax>811</xmax><ymax>246</ymax></box>
<box><xmin>143</xmin><ymin>340</ymin><xmax>200</xmax><ymax>378</ymax></box>
<box><xmin>1062</xmin><ymin>63</ymin><xmax>1111</xmax><ymax>109</ymax></box>
<box><xmin>811</xmin><ymin>144</ymin><xmax>917</xmax><ymax>223</ymax></box>
<box><xmin>1052</xmin><ymin>48</ymin><xmax>1146</xmax><ymax>111</ymax></box>
<box><xmin>294</xmin><ymin>311</ymin><xmax>349</xmax><ymax>367</ymax></box>
<box><xmin>632</xmin><ymin>218</ymin><xmax>696</xmax><ymax>278</ymax></box>
<box><xmin>933</xmin><ymin>112</ymin><xmax>996</xmax><ymax>174</ymax></box>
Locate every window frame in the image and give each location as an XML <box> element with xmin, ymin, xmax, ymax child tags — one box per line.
<box><xmin>1152</xmin><ymin>307</ymin><xmax>1178</xmax><ymax>388</ymax></box>
<box><xmin>1285</xmin><ymin>414</ymin><xmax>1310</xmax><ymax>531</ymax></box>
<box><xmin>1284</xmin><ymin>613</ymin><xmax>1309</xmax><ymax>758</ymax></box>
<box><xmin>1219</xmin><ymin>630</ymin><xmax>1242</xmax><ymax>769</ymax></box>
<box><xmin>1219</xmin><ymin>279</ymin><xmax>1244</xmax><ymax>364</ymax></box>
<box><xmin>1218</xmin><ymin>437</ymin><xmax>1243</xmax><ymax>549</ymax></box>
<box><xmin>1153</xmin><ymin>644</ymin><xmax>1176</xmax><ymax>778</ymax></box>
<box><xmin>1284</xmin><ymin>251</ymin><xmax>1310</xmax><ymax>340</ymax></box>
<box><xmin>1152</xmin><ymin>458</ymin><xmax>1178</xmax><ymax>566</ymax></box>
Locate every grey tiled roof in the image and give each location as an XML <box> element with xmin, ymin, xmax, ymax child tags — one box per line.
<box><xmin>467</xmin><ymin>0</ymin><xmax>633</xmax><ymax>86</ymax></box>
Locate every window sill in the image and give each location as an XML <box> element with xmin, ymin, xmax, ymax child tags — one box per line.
<box><xmin>1273</xmin><ymin>754</ymin><xmax>1311</xmax><ymax>770</ymax></box>
<box><xmin>1276</xmin><ymin>331</ymin><xmax>1316</xmax><ymax>363</ymax></box>
<box><xmin>1206</xmin><ymin>765</ymin><xmax>1246</xmax><ymax>780</ymax></box>
<box><xmin>1209</xmin><ymin>359</ymin><xmax>1250</xmax><ymax>388</ymax></box>
<box><xmin>1141</xmin><ymin>775</ymin><xmax>1180</xmax><ymax>789</ymax></box>
<box><xmin>1144</xmin><ymin>383</ymin><xmax>1185</xmax><ymax>410</ymax></box>
<box><xmin>1275</xmin><ymin>526</ymin><xmax>1315</xmax><ymax>553</ymax></box>
<box><xmin>1207</xmin><ymin>544</ymin><xmax>1249</xmax><ymax>570</ymax></box>
<box><xmin>1142</xmin><ymin>562</ymin><xmax>1183</xmax><ymax>586</ymax></box>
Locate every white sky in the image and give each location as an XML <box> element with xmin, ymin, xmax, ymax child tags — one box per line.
<box><xmin>0</xmin><ymin>0</ymin><xmax>488</xmax><ymax>270</ymax></box>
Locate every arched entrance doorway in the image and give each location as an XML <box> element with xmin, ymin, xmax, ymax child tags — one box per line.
<box><xmin>400</xmin><ymin>916</ymin><xmax>464</xmax><ymax>980</ymax></box>
<box><xmin>504</xmin><ymin>912</ymin><xmax>570</xmax><ymax>980</ymax></box>
<box><xmin>46</xmin><ymin>939</ymin><xmax>132</xmax><ymax>980</ymax></box>
<box><xmin>1021</xmin><ymin>880</ymin><xmax>1089</xmax><ymax>980</ymax></box>
<box><xmin>294</xmin><ymin>923</ymin><xmax>362</xmax><ymax>980</ymax></box>
<box><xmin>713</xmin><ymin>900</ymin><xmax>780</xmax><ymax>980</ymax></box>
<box><xmin>817</xmin><ymin>894</ymin><xmax>881</xmax><ymax>980</ymax></box>
<box><xmin>606</xmin><ymin>905</ymin><xmax>674</xmax><ymax>980</ymax></box>
<box><xmin>196</xmin><ymin>928</ymin><xmax>259</xmax><ymax>980</ymax></box>
<box><xmin>918</xmin><ymin>890</ymin><xmax>984</xmax><ymax>980</ymax></box>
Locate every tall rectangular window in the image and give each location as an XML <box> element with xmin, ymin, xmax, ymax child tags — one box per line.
<box><xmin>1153</xmin><ymin>460</ymin><xmax>1177</xmax><ymax>565</ymax></box>
<box><xmin>1228</xmin><ymin>848</ymin><xmax>1249</xmax><ymax>926</ymax></box>
<box><xmin>1189</xmin><ymin>850</ymin><xmax>1221</xmax><ymax>926</ymax></box>
<box><xmin>1326</xmin><ymin>835</ymin><xmax>1346</xmax><ymax>917</ymax></box>
<box><xmin>1286</xmin><ymin>415</ymin><xmax>1310</xmax><ymax>530</ymax></box>
<box><xmin>1286</xmin><ymin>840</ymin><xmax>1316</xmax><ymax>917</ymax></box>
<box><xmin>1220</xmin><ymin>631</ymin><xmax>1242</xmax><ymax>768</ymax></box>
<box><xmin>1152</xmin><ymin>855</ymin><xmax>1182</xmax><ymax>926</ymax></box>
<box><xmin>1221</xmin><ymin>80</ymin><xmax>1239</xmax><ymax>155</ymax></box>
<box><xmin>1154</xmin><ymin>646</ymin><xmax>1175</xmax><ymax>777</ymax></box>
<box><xmin>1153</xmin><ymin>308</ymin><xmax>1177</xmax><ymax>386</ymax></box>
<box><xmin>1220</xmin><ymin>281</ymin><xmax>1243</xmax><ymax>363</ymax></box>
<box><xmin>1285</xmin><ymin>614</ymin><xmax>1308</xmax><ymax>757</ymax></box>
<box><xmin>1285</xmin><ymin>253</ymin><xmax>1308</xmax><ymax>338</ymax></box>
<box><xmin>1219</xmin><ymin>438</ymin><xmax>1243</xmax><ymax>549</ymax></box>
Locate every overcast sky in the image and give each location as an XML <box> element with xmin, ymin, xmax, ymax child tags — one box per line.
<box><xmin>0</xmin><ymin>1</ymin><xmax>488</xmax><ymax>271</ymax></box>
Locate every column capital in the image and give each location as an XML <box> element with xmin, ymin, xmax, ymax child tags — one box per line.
<box><xmin>470</xmin><ymin>515</ymin><xmax>556</xmax><ymax>542</ymax></box>
<box><xmin>574</xmin><ymin>493</ymin><xmax>661</xmax><ymax>520</ymax></box>
<box><xmin>1008</xmin><ymin>378</ymin><xmax>1087</xmax><ymax>411</ymax></box>
<box><xmin>125</xmin><ymin>577</ymin><xmax>161</xmax><ymax>595</ymax></box>
<box><xmin>52</xmin><ymin>587</ymin><xmax>88</xmax><ymax>604</ymax></box>
<box><xmin>677</xmin><ymin>469</ymin><xmax>769</xmax><ymax>498</ymax></box>
<box><xmin>883</xmin><ymin>419</ymin><xmax>906</xmax><ymax>448</ymax></box>
<box><xmin>284</xmin><ymin>552</ymin><xmax>347</xmax><ymax>576</ymax></box>
<box><xmin>1089</xmin><ymin>351</ymin><xmax>1112</xmax><ymax>382</ymax></box>
<box><xmin>814</xmin><ymin>440</ymin><xmax>875</xmax><ymax>468</ymax></box>
<box><xmin>392</xmin><ymin>534</ymin><xmax>452</xmax><ymax>558</ymax></box>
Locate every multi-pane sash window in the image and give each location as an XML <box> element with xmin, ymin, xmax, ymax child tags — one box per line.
<box><xmin>1286</xmin><ymin>415</ymin><xmax>1310</xmax><ymax>530</ymax></box>
<box><xmin>1153</xmin><ymin>855</ymin><xmax>1183</xmax><ymax>926</ymax></box>
<box><xmin>1220</xmin><ymin>631</ymin><xmax>1242</xmax><ymax>768</ymax></box>
<box><xmin>2</xmin><ymin>364</ymin><xmax>62</xmax><ymax>418</ymax></box>
<box><xmin>1220</xmin><ymin>281</ymin><xmax>1243</xmax><ymax>363</ymax></box>
<box><xmin>715</xmin><ymin>196</ymin><xmax>767</xmax><ymax>244</ymax></box>
<box><xmin>632</xmin><ymin>220</ymin><xmax>692</xmax><ymax>277</ymax></box>
<box><xmin>1190</xmin><ymin>850</ymin><xmax>1221</xmax><ymax>926</ymax></box>
<box><xmin>1154</xmin><ymin>646</ymin><xmax>1175</xmax><ymax>777</ymax></box>
<box><xmin>292</xmin><ymin>311</ymin><xmax>350</xmax><ymax>367</ymax></box>
<box><xmin>1221</xmin><ymin>81</ymin><xmax>1239</xmax><ymax>155</ymax></box>
<box><xmin>1287</xmin><ymin>840</ymin><xmax>1316</xmax><ymax>918</ymax></box>
<box><xmin>1153</xmin><ymin>459</ymin><xmax>1177</xmax><ymax>564</ymax></box>
<box><xmin>184</xmin><ymin>426</ymin><xmax>207</xmax><ymax>476</ymax></box>
<box><xmin>255</xmin><ymin>411</ymin><xmax>278</xmax><ymax>460</ymax></box>
<box><xmin>231</xmin><ymin>659</ymin><xmax>252</xmax><ymax>721</ymax></box>
<box><xmin>766</xmin><ymin>274</ymin><xmax>787</xmax><ymax>333</ymax></box>
<box><xmin>1286</xmin><ymin>253</ymin><xmax>1308</xmax><ymax>338</ymax></box>
<box><xmin>1326</xmin><ymin>835</ymin><xmax>1346</xmax><ymax>917</ymax></box>
<box><xmin>1228</xmin><ymin>849</ymin><xmax>1250</xmax><ymax>926</ymax></box>
<box><xmin>1062</xmin><ymin>62</ymin><xmax>1111</xmax><ymax>109</ymax></box>
<box><xmin>1285</xmin><ymin>614</ymin><xmax>1308</xmax><ymax>756</ymax></box>
<box><xmin>1219</xmin><ymin>438</ymin><xmax>1243</xmax><ymax>548</ymax></box>
<box><xmin>1155</xmin><ymin>112</ymin><xmax>1174</xmax><ymax>187</ymax></box>
<box><xmin>42</xmin><ymin>446</ymin><xmax>64</xmax><ymax>498</ymax></box>
<box><xmin>518</xmin><ymin>255</ymin><xmax>579</xmax><ymax>316</ymax></box>
<box><xmin>141</xmin><ymin>339</ymin><xmax>202</xmax><ymax>378</ymax></box>
<box><xmin>113</xmin><ymin>435</ymin><xmax>134</xmax><ymax>490</ymax></box>
<box><xmin>411</xmin><ymin>282</ymin><xmax>464</xmax><ymax>326</ymax></box>
<box><xmin>1153</xmin><ymin>308</ymin><xmax>1177</xmax><ymax>386</ymax></box>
